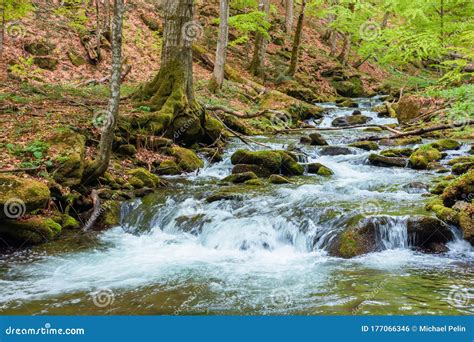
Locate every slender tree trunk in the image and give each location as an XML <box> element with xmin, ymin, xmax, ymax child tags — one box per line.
<box><xmin>285</xmin><ymin>0</ymin><xmax>294</xmax><ymax>33</ymax></box>
<box><xmin>85</xmin><ymin>0</ymin><xmax>125</xmax><ymax>182</ymax></box>
<box><xmin>287</xmin><ymin>0</ymin><xmax>306</xmax><ymax>76</ymax></box>
<box><xmin>95</xmin><ymin>0</ymin><xmax>102</xmax><ymax>61</ymax></box>
<box><xmin>249</xmin><ymin>0</ymin><xmax>270</xmax><ymax>79</ymax></box>
<box><xmin>0</xmin><ymin>5</ymin><xmax>5</xmax><ymax>56</ymax></box>
<box><xmin>210</xmin><ymin>0</ymin><xmax>229</xmax><ymax>92</ymax></box>
<box><xmin>134</xmin><ymin>0</ymin><xmax>209</xmax><ymax>145</ymax></box>
<box><xmin>338</xmin><ymin>33</ymin><xmax>351</xmax><ymax>65</ymax></box>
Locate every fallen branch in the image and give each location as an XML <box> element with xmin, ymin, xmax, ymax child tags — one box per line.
<box><xmin>77</xmin><ymin>64</ymin><xmax>132</xmax><ymax>87</ymax></box>
<box><xmin>0</xmin><ymin>167</ymin><xmax>39</xmax><ymax>173</ymax></box>
<box><xmin>362</xmin><ymin>120</ymin><xmax>474</xmax><ymax>141</ymax></box>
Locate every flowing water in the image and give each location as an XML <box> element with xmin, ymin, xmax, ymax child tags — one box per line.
<box><xmin>1</xmin><ymin>97</ymin><xmax>473</xmax><ymax>315</ymax></box>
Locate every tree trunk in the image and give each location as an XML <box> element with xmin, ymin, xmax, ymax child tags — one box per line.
<box><xmin>285</xmin><ymin>0</ymin><xmax>294</xmax><ymax>33</ymax></box>
<box><xmin>249</xmin><ymin>0</ymin><xmax>270</xmax><ymax>79</ymax></box>
<box><xmin>338</xmin><ymin>33</ymin><xmax>351</xmax><ymax>65</ymax></box>
<box><xmin>133</xmin><ymin>0</ymin><xmax>208</xmax><ymax>145</ymax></box>
<box><xmin>85</xmin><ymin>0</ymin><xmax>125</xmax><ymax>182</ymax></box>
<box><xmin>209</xmin><ymin>0</ymin><xmax>229</xmax><ymax>92</ymax></box>
<box><xmin>287</xmin><ymin>0</ymin><xmax>306</xmax><ymax>76</ymax></box>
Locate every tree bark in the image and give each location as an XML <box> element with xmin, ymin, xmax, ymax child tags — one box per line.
<box><xmin>249</xmin><ymin>0</ymin><xmax>270</xmax><ymax>79</ymax></box>
<box><xmin>287</xmin><ymin>0</ymin><xmax>306</xmax><ymax>76</ymax></box>
<box><xmin>338</xmin><ymin>33</ymin><xmax>351</xmax><ymax>65</ymax></box>
<box><xmin>210</xmin><ymin>0</ymin><xmax>229</xmax><ymax>92</ymax></box>
<box><xmin>285</xmin><ymin>0</ymin><xmax>294</xmax><ymax>33</ymax></box>
<box><xmin>85</xmin><ymin>0</ymin><xmax>125</xmax><ymax>182</ymax></box>
<box><xmin>134</xmin><ymin>0</ymin><xmax>210</xmax><ymax>145</ymax></box>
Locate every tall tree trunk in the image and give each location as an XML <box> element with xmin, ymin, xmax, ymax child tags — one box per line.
<box><xmin>249</xmin><ymin>0</ymin><xmax>270</xmax><ymax>79</ymax></box>
<box><xmin>209</xmin><ymin>0</ymin><xmax>229</xmax><ymax>92</ymax></box>
<box><xmin>287</xmin><ymin>0</ymin><xmax>306</xmax><ymax>76</ymax></box>
<box><xmin>285</xmin><ymin>0</ymin><xmax>294</xmax><ymax>33</ymax></box>
<box><xmin>133</xmin><ymin>0</ymin><xmax>208</xmax><ymax>145</ymax></box>
<box><xmin>338</xmin><ymin>33</ymin><xmax>351</xmax><ymax>65</ymax></box>
<box><xmin>85</xmin><ymin>0</ymin><xmax>125</xmax><ymax>182</ymax></box>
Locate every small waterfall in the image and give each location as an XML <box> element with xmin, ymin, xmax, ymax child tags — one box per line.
<box><xmin>374</xmin><ymin>216</ymin><xmax>409</xmax><ymax>250</ymax></box>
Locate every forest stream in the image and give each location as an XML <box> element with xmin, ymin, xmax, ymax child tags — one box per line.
<box><xmin>1</xmin><ymin>96</ymin><xmax>473</xmax><ymax>315</ymax></box>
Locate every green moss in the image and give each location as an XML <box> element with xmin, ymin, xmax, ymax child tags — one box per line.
<box><xmin>127</xmin><ymin>168</ymin><xmax>161</xmax><ymax>188</ymax></box>
<box><xmin>168</xmin><ymin>146</ymin><xmax>204</xmax><ymax>172</ymax></box>
<box><xmin>429</xmin><ymin>139</ymin><xmax>461</xmax><ymax>151</ymax></box>
<box><xmin>61</xmin><ymin>214</ymin><xmax>80</xmax><ymax>229</ymax></box>
<box><xmin>441</xmin><ymin>170</ymin><xmax>474</xmax><ymax>207</ymax></box>
<box><xmin>244</xmin><ymin>179</ymin><xmax>264</xmax><ymax>186</ymax></box>
<box><xmin>430</xmin><ymin>181</ymin><xmax>450</xmax><ymax>195</ymax></box>
<box><xmin>0</xmin><ymin>216</ymin><xmax>61</xmax><ymax>245</ymax></box>
<box><xmin>269</xmin><ymin>174</ymin><xmax>290</xmax><ymax>184</ymax></box>
<box><xmin>204</xmin><ymin>115</ymin><xmax>224</xmax><ymax>142</ymax></box>
<box><xmin>156</xmin><ymin>160</ymin><xmax>182</xmax><ymax>175</ymax></box>
<box><xmin>317</xmin><ymin>166</ymin><xmax>334</xmax><ymax>176</ymax></box>
<box><xmin>97</xmin><ymin>200</ymin><xmax>122</xmax><ymax>229</ymax></box>
<box><xmin>230</xmin><ymin>150</ymin><xmax>303</xmax><ymax>176</ymax></box>
<box><xmin>0</xmin><ymin>175</ymin><xmax>50</xmax><ymax>219</ymax></box>
<box><xmin>452</xmin><ymin>162</ymin><xmax>474</xmax><ymax>175</ymax></box>
<box><xmin>380</xmin><ymin>148</ymin><xmax>413</xmax><ymax>158</ymax></box>
<box><xmin>337</xmin><ymin>229</ymin><xmax>366</xmax><ymax>259</ymax></box>
<box><xmin>409</xmin><ymin>145</ymin><xmax>442</xmax><ymax>170</ymax></box>
<box><xmin>223</xmin><ymin>171</ymin><xmax>258</xmax><ymax>184</ymax></box>
<box><xmin>380</xmin><ymin>136</ymin><xmax>422</xmax><ymax>146</ymax></box>
<box><xmin>448</xmin><ymin>156</ymin><xmax>474</xmax><ymax>165</ymax></box>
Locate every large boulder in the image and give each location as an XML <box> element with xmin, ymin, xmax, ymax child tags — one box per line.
<box><xmin>368</xmin><ymin>154</ymin><xmax>407</xmax><ymax>167</ymax></box>
<box><xmin>0</xmin><ymin>216</ymin><xmax>61</xmax><ymax>246</ymax></box>
<box><xmin>231</xmin><ymin>150</ymin><xmax>304</xmax><ymax>176</ymax></box>
<box><xmin>319</xmin><ymin>146</ymin><xmax>353</xmax><ymax>156</ymax></box>
<box><xmin>167</xmin><ymin>146</ymin><xmax>204</xmax><ymax>172</ymax></box>
<box><xmin>332</xmin><ymin>115</ymin><xmax>372</xmax><ymax>127</ymax></box>
<box><xmin>0</xmin><ymin>175</ymin><xmax>51</xmax><ymax>220</ymax></box>
<box><xmin>331</xmin><ymin>76</ymin><xmax>365</xmax><ymax>97</ymax></box>
<box><xmin>441</xmin><ymin>170</ymin><xmax>474</xmax><ymax>207</ymax></box>
<box><xmin>308</xmin><ymin>133</ymin><xmax>328</xmax><ymax>146</ymax></box>
<box><xmin>259</xmin><ymin>90</ymin><xmax>324</xmax><ymax>121</ymax></box>
<box><xmin>406</xmin><ymin>216</ymin><xmax>454</xmax><ymax>251</ymax></box>
<box><xmin>349</xmin><ymin>141</ymin><xmax>379</xmax><ymax>151</ymax></box>
<box><xmin>307</xmin><ymin>163</ymin><xmax>334</xmax><ymax>176</ymax></box>
<box><xmin>232</xmin><ymin>164</ymin><xmax>272</xmax><ymax>177</ymax></box>
<box><xmin>127</xmin><ymin>168</ymin><xmax>161</xmax><ymax>189</ymax></box>
<box><xmin>48</xmin><ymin>131</ymin><xmax>86</xmax><ymax>187</ymax></box>
<box><xmin>428</xmin><ymin>139</ymin><xmax>461</xmax><ymax>151</ymax></box>
<box><xmin>379</xmin><ymin>136</ymin><xmax>422</xmax><ymax>146</ymax></box>
<box><xmin>223</xmin><ymin>171</ymin><xmax>258</xmax><ymax>184</ymax></box>
<box><xmin>455</xmin><ymin>202</ymin><xmax>474</xmax><ymax>245</ymax></box>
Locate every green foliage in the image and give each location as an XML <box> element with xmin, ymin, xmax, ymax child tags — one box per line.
<box><xmin>2</xmin><ymin>0</ymin><xmax>32</xmax><ymax>21</ymax></box>
<box><xmin>6</xmin><ymin>140</ymin><xmax>50</xmax><ymax>168</ymax></box>
<box><xmin>53</xmin><ymin>0</ymin><xmax>89</xmax><ymax>33</ymax></box>
<box><xmin>8</xmin><ymin>57</ymin><xmax>43</xmax><ymax>81</ymax></box>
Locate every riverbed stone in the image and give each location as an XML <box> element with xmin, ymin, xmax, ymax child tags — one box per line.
<box><xmin>452</xmin><ymin>162</ymin><xmax>474</xmax><ymax>175</ymax></box>
<box><xmin>117</xmin><ymin>144</ymin><xmax>137</xmax><ymax>157</ymax></box>
<box><xmin>231</xmin><ymin>150</ymin><xmax>303</xmax><ymax>176</ymax></box>
<box><xmin>332</xmin><ymin>115</ymin><xmax>372</xmax><ymax>127</ymax></box>
<box><xmin>0</xmin><ymin>175</ymin><xmax>51</xmax><ymax>220</ymax></box>
<box><xmin>441</xmin><ymin>170</ymin><xmax>474</xmax><ymax>207</ymax></box>
<box><xmin>223</xmin><ymin>171</ymin><xmax>258</xmax><ymax>184</ymax></box>
<box><xmin>429</xmin><ymin>139</ymin><xmax>461</xmax><ymax>151</ymax></box>
<box><xmin>406</xmin><ymin>216</ymin><xmax>454</xmax><ymax>251</ymax></box>
<box><xmin>349</xmin><ymin>141</ymin><xmax>379</xmax><ymax>151</ymax></box>
<box><xmin>127</xmin><ymin>168</ymin><xmax>161</xmax><ymax>188</ymax></box>
<box><xmin>269</xmin><ymin>174</ymin><xmax>291</xmax><ymax>184</ymax></box>
<box><xmin>308</xmin><ymin>133</ymin><xmax>328</xmax><ymax>146</ymax></box>
<box><xmin>368</xmin><ymin>154</ymin><xmax>407</xmax><ymax>167</ymax></box>
<box><xmin>167</xmin><ymin>146</ymin><xmax>204</xmax><ymax>172</ymax></box>
<box><xmin>307</xmin><ymin>163</ymin><xmax>334</xmax><ymax>176</ymax></box>
<box><xmin>155</xmin><ymin>160</ymin><xmax>182</xmax><ymax>175</ymax></box>
<box><xmin>232</xmin><ymin>164</ymin><xmax>271</xmax><ymax>177</ymax></box>
<box><xmin>408</xmin><ymin>146</ymin><xmax>442</xmax><ymax>170</ymax></box>
<box><xmin>380</xmin><ymin>147</ymin><xmax>413</xmax><ymax>157</ymax></box>
<box><xmin>319</xmin><ymin>146</ymin><xmax>352</xmax><ymax>156</ymax></box>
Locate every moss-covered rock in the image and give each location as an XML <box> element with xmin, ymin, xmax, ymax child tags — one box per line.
<box><xmin>204</xmin><ymin>115</ymin><xmax>225</xmax><ymax>142</ymax></box>
<box><xmin>368</xmin><ymin>154</ymin><xmax>407</xmax><ymax>167</ymax></box>
<box><xmin>33</xmin><ymin>57</ymin><xmax>58</xmax><ymax>70</ymax></box>
<box><xmin>259</xmin><ymin>89</ymin><xmax>323</xmax><ymax>121</ymax></box>
<box><xmin>48</xmin><ymin>130</ymin><xmax>86</xmax><ymax>187</ymax></box>
<box><xmin>319</xmin><ymin>146</ymin><xmax>352</xmax><ymax>156</ymax></box>
<box><xmin>244</xmin><ymin>179</ymin><xmax>264</xmax><ymax>186</ymax></box>
<box><xmin>61</xmin><ymin>214</ymin><xmax>81</xmax><ymax>230</ymax></box>
<box><xmin>223</xmin><ymin>171</ymin><xmax>258</xmax><ymax>184</ymax></box>
<box><xmin>206</xmin><ymin>191</ymin><xmax>243</xmax><ymax>203</ymax></box>
<box><xmin>155</xmin><ymin>160</ymin><xmax>182</xmax><ymax>175</ymax></box>
<box><xmin>25</xmin><ymin>41</ymin><xmax>55</xmax><ymax>55</ymax></box>
<box><xmin>349</xmin><ymin>141</ymin><xmax>379</xmax><ymax>151</ymax></box>
<box><xmin>232</xmin><ymin>164</ymin><xmax>271</xmax><ymax>177</ymax></box>
<box><xmin>430</xmin><ymin>180</ymin><xmax>450</xmax><ymax>195</ymax></box>
<box><xmin>379</xmin><ymin>136</ymin><xmax>422</xmax><ymax>146</ymax></box>
<box><xmin>364</xmin><ymin>127</ymin><xmax>383</xmax><ymax>132</ymax></box>
<box><xmin>0</xmin><ymin>216</ymin><xmax>61</xmax><ymax>245</ymax></box>
<box><xmin>127</xmin><ymin>168</ymin><xmax>161</xmax><ymax>188</ymax></box>
<box><xmin>457</xmin><ymin>202</ymin><xmax>474</xmax><ymax>245</ymax></box>
<box><xmin>429</xmin><ymin>139</ymin><xmax>461</xmax><ymax>151</ymax></box>
<box><xmin>307</xmin><ymin>163</ymin><xmax>334</xmax><ymax>176</ymax></box>
<box><xmin>331</xmin><ymin>76</ymin><xmax>365</xmax><ymax>97</ymax></box>
<box><xmin>96</xmin><ymin>200</ymin><xmax>122</xmax><ymax>230</ymax></box>
<box><xmin>396</xmin><ymin>95</ymin><xmax>422</xmax><ymax>123</ymax></box>
<box><xmin>0</xmin><ymin>175</ymin><xmax>50</xmax><ymax>220</ymax></box>
<box><xmin>329</xmin><ymin>217</ymin><xmax>378</xmax><ymax>258</ymax></box>
<box><xmin>441</xmin><ymin>170</ymin><xmax>474</xmax><ymax>207</ymax></box>
<box><xmin>380</xmin><ymin>148</ymin><xmax>413</xmax><ymax>158</ymax></box>
<box><xmin>408</xmin><ymin>146</ymin><xmax>442</xmax><ymax>170</ymax></box>
<box><xmin>269</xmin><ymin>174</ymin><xmax>291</xmax><ymax>184</ymax></box>
<box><xmin>448</xmin><ymin>156</ymin><xmax>474</xmax><ymax>166</ymax></box>
<box><xmin>452</xmin><ymin>162</ymin><xmax>474</xmax><ymax>175</ymax></box>
<box><xmin>167</xmin><ymin>146</ymin><xmax>204</xmax><ymax>172</ymax></box>
<box><xmin>231</xmin><ymin>150</ymin><xmax>303</xmax><ymax>176</ymax></box>
<box><xmin>67</xmin><ymin>50</ymin><xmax>87</xmax><ymax>67</ymax></box>
<box><xmin>407</xmin><ymin>216</ymin><xmax>454</xmax><ymax>250</ymax></box>
<box><xmin>308</xmin><ymin>133</ymin><xmax>328</xmax><ymax>146</ymax></box>
<box><xmin>335</xmin><ymin>98</ymin><xmax>358</xmax><ymax>108</ymax></box>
